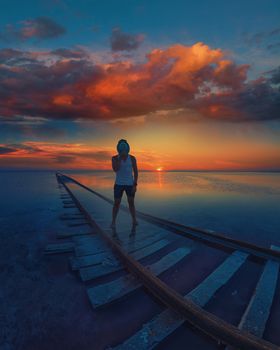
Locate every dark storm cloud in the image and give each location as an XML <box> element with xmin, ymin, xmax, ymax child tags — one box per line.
<box><xmin>0</xmin><ymin>17</ymin><xmax>66</xmax><ymax>42</ymax></box>
<box><xmin>110</xmin><ymin>27</ymin><xmax>145</xmax><ymax>51</ymax></box>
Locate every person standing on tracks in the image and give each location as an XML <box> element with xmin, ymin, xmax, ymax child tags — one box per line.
<box><xmin>111</xmin><ymin>139</ymin><xmax>138</xmax><ymax>229</ymax></box>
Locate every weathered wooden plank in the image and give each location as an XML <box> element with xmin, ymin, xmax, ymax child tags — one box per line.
<box><xmin>74</xmin><ymin>230</ymin><xmax>166</xmax><ymax>251</ymax></box>
<box><xmin>60</xmin><ymin>216</ymin><xmax>85</xmax><ymax>221</ymax></box>
<box><xmin>71</xmin><ymin>239</ymin><xmax>155</xmax><ymax>270</ymax></box>
<box><xmin>187</xmin><ymin>251</ymin><xmax>249</xmax><ymax>306</ymax></box>
<box><xmin>271</xmin><ymin>245</ymin><xmax>280</xmax><ymax>253</ymax></box>
<box><xmin>80</xmin><ymin>239</ymin><xmax>170</xmax><ymax>281</ymax></box>
<box><xmin>114</xmin><ymin>250</ymin><xmax>249</xmax><ymax>349</ymax></box>
<box><xmin>67</xmin><ymin>222</ymin><xmax>90</xmax><ymax>227</ymax></box>
<box><xmin>87</xmin><ymin>247</ymin><xmax>190</xmax><ymax>309</ymax></box>
<box><xmin>237</xmin><ymin>259</ymin><xmax>279</xmax><ymax>337</ymax></box>
<box><xmin>44</xmin><ymin>242</ymin><xmax>75</xmax><ymax>254</ymax></box>
<box><xmin>131</xmin><ymin>239</ymin><xmax>170</xmax><ymax>260</ymax></box>
<box><xmin>73</xmin><ymin>235</ymin><xmax>103</xmax><ymax>245</ymax></box>
<box><xmin>70</xmin><ymin>251</ymin><xmax>117</xmax><ymax>270</ymax></box>
<box><xmin>57</xmin><ymin>173</ymin><xmax>280</xmax><ymax>350</ymax></box>
<box><xmin>57</xmin><ymin>231</ymin><xmax>92</xmax><ymax>239</ymax></box>
<box><xmin>75</xmin><ymin>240</ymin><xmax>109</xmax><ymax>256</ymax></box>
<box><xmin>72</xmin><ymin>232</ymin><xmax>170</xmax><ymax>263</ymax></box>
<box><xmin>60</xmin><ymin>212</ymin><xmax>85</xmax><ymax>218</ymax></box>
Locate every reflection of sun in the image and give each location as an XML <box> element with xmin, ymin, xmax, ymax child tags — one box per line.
<box><xmin>156</xmin><ymin>167</ymin><xmax>163</xmax><ymax>172</ymax></box>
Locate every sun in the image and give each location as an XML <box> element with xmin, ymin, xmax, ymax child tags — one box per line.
<box><xmin>156</xmin><ymin>167</ymin><xmax>163</xmax><ymax>172</ymax></box>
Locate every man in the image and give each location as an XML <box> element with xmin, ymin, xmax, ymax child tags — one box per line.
<box><xmin>111</xmin><ymin>139</ymin><xmax>138</xmax><ymax>228</ymax></box>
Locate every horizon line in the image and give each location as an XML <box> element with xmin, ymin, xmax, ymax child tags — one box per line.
<box><xmin>0</xmin><ymin>168</ymin><xmax>280</xmax><ymax>173</ymax></box>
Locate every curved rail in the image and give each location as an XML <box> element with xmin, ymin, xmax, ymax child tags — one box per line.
<box><xmin>56</xmin><ymin>172</ymin><xmax>279</xmax><ymax>350</ymax></box>
<box><xmin>56</xmin><ymin>172</ymin><xmax>280</xmax><ymax>263</ymax></box>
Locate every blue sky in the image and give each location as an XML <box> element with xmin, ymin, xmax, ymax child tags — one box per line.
<box><xmin>0</xmin><ymin>0</ymin><xmax>279</xmax><ymax>170</ymax></box>
<box><xmin>1</xmin><ymin>0</ymin><xmax>280</xmax><ymax>59</ymax></box>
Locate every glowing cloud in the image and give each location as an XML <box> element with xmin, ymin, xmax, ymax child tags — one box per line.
<box><xmin>2</xmin><ymin>42</ymin><xmax>278</xmax><ymax>124</ymax></box>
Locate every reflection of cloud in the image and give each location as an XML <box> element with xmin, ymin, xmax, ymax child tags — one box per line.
<box><xmin>0</xmin><ymin>43</ymin><xmax>279</xmax><ymax>123</ymax></box>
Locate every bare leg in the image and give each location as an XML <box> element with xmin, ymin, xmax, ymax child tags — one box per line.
<box><xmin>111</xmin><ymin>198</ymin><xmax>121</xmax><ymax>227</ymax></box>
<box><xmin>127</xmin><ymin>196</ymin><xmax>138</xmax><ymax>225</ymax></box>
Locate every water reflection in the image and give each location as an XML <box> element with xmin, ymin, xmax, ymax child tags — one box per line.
<box><xmin>66</xmin><ymin>170</ymin><xmax>280</xmax><ymax>246</ymax></box>
<box><xmin>67</xmin><ymin>170</ymin><xmax>280</xmax><ymax>199</ymax></box>
<box><xmin>110</xmin><ymin>222</ymin><xmax>138</xmax><ymax>241</ymax></box>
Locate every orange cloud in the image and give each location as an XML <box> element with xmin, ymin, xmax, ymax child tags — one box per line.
<box><xmin>1</xmin><ymin>42</ymin><xmax>264</xmax><ymax>123</ymax></box>
<box><xmin>83</xmin><ymin>43</ymin><xmax>248</xmax><ymax>118</ymax></box>
<box><xmin>0</xmin><ymin>139</ymin><xmax>279</xmax><ymax>171</ymax></box>
<box><xmin>53</xmin><ymin>94</ymin><xmax>73</xmax><ymax>106</ymax></box>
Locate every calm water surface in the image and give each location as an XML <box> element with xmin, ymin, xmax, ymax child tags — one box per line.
<box><xmin>1</xmin><ymin>170</ymin><xmax>279</xmax><ymax>247</ymax></box>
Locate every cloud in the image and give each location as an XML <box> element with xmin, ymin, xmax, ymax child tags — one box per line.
<box><xmin>0</xmin><ymin>146</ymin><xmax>17</xmax><ymax>155</ymax></box>
<box><xmin>0</xmin><ymin>116</ymin><xmax>66</xmax><ymax>140</ymax></box>
<box><xmin>267</xmin><ymin>42</ymin><xmax>280</xmax><ymax>52</ymax></box>
<box><xmin>0</xmin><ymin>43</ymin><xmax>279</xmax><ymax>123</ymax></box>
<box><xmin>242</xmin><ymin>27</ymin><xmax>280</xmax><ymax>56</ymax></box>
<box><xmin>270</xmin><ymin>66</ymin><xmax>280</xmax><ymax>84</ymax></box>
<box><xmin>0</xmin><ymin>17</ymin><xmax>66</xmax><ymax>42</ymax></box>
<box><xmin>0</xmin><ymin>141</ymin><xmax>114</xmax><ymax>169</ymax></box>
<box><xmin>110</xmin><ymin>27</ymin><xmax>145</xmax><ymax>51</ymax></box>
<box><xmin>50</xmin><ymin>48</ymin><xmax>88</xmax><ymax>58</ymax></box>
<box><xmin>54</xmin><ymin>155</ymin><xmax>76</xmax><ymax>163</ymax></box>
<box><xmin>192</xmin><ymin>76</ymin><xmax>280</xmax><ymax>121</ymax></box>
<box><xmin>242</xmin><ymin>27</ymin><xmax>280</xmax><ymax>45</ymax></box>
<box><xmin>0</xmin><ymin>141</ymin><xmax>176</xmax><ymax>170</ymax></box>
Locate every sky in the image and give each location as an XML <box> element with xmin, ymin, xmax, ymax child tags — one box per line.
<box><xmin>0</xmin><ymin>0</ymin><xmax>280</xmax><ymax>171</ymax></box>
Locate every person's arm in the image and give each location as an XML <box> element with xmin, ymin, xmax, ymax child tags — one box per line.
<box><xmin>131</xmin><ymin>156</ymin><xmax>138</xmax><ymax>186</ymax></box>
<box><xmin>112</xmin><ymin>155</ymin><xmax>121</xmax><ymax>172</ymax></box>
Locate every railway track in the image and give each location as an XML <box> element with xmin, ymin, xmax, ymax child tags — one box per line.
<box><xmin>44</xmin><ymin>172</ymin><xmax>280</xmax><ymax>349</ymax></box>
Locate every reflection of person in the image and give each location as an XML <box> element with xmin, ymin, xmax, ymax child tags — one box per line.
<box><xmin>111</xmin><ymin>139</ymin><xmax>138</xmax><ymax>228</ymax></box>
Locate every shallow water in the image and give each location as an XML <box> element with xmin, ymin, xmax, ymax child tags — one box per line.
<box><xmin>1</xmin><ymin>170</ymin><xmax>280</xmax><ymax>246</ymax></box>
<box><xmin>1</xmin><ymin>169</ymin><xmax>280</xmax><ymax>349</ymax></box>
<box><xmin>66</xmin><ymin>170</ymin><xmax>280</xmax><ymax>246</ymax></box>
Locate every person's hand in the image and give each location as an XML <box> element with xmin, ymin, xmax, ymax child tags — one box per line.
<box><xmin>132</xmin><ymin>185</ymin><xmax>137</xmax><ymax>194</ymax></box>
